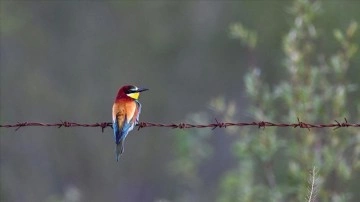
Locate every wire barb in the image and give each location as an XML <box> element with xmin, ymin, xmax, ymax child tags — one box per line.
<box><xmin>1</xmin><ymin>118</ymin><xmax>359</xmax><ymax>131</ymax></box>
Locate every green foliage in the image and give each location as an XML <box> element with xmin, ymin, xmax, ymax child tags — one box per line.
<box><xmin>229</xmin><ymin>23</ymin><xmax>257</xmax><ymax>50</ymax></box>
<box><xmin>172</xmin><ymin>0</ymin><xmax>359</xmax><ymax>201</ymax></box>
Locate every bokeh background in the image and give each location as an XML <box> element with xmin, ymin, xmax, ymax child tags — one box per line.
<box><xmin>1</xmin><ymin>1</ymin><xmax>360</xmax><ymax>202</ymax></box>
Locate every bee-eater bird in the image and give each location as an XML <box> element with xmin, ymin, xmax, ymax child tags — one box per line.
<box><xmin>112</xmin><ymin>85</ymin><xmax>148</xmax><ymax>161</ymax></box>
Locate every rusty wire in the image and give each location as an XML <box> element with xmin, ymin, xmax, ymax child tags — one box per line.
<box><xmin>0</xmin><ymin>118</ymin><xmax>359</xmax><ymax>132</ymax></box>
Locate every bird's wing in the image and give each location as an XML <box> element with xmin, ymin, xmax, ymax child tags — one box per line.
<box><xmin>124</xmin><ymin>100</ymin><xmax>137</xmax><ymax>130</ymax></box>
<box><xmin>112</xmin><ymin>103</ymin><xmax>124</xmax><ymax>144</ymax></box>
<box><xmin>112</xmin><ymin>100</ymin><xmax>137</xmax><ymax>144</ymax></box>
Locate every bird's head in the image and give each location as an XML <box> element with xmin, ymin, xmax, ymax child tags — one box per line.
<box><xmin>116</xmin><ymin>85</ymin><xmax>149</xmax><ymax>100</ymax></box>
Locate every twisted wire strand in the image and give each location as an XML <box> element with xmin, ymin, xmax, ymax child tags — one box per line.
<box><xmin>0</xmin><ymin>118</ymin><xmax>358</xmax><ymax>132</ymax></box>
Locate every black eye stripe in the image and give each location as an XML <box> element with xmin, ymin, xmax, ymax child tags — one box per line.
<box><xmin>127</xmin><ymin>87</ymin><xmax>137</xmax><ymax>94</ymax></box>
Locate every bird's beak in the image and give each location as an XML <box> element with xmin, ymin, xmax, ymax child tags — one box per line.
<box><xmin>137</xmin><ymin>87</ymin><xmax>149</xmax><ymax>92</ymax></box>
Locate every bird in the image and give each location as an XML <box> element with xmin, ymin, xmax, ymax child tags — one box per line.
<box><xmin>112</xmin><ymin>85</ymin><xmax>148</xmax><ymax>161</ymax></box>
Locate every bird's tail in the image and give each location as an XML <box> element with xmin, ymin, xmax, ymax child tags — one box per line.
<box><xmin>115</xmin><ymin>139</ymin><xmax>125</xmax><ymax>162</ymax></box>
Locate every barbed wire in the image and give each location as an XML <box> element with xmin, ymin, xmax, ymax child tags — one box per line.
<box><xmin>0</xmin><ymin>118</ymin><xmax>359</xmax><ymax>132</ymax></box>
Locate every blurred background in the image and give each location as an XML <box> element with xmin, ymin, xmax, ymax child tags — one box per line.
<box><xmin>1</xmin><ymin>1</ymin><xmax>360</xmax><ymax>202</ymax></box>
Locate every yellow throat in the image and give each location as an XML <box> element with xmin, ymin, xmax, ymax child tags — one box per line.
<box><xmin>127</xmin><ymin>92</ymin><xmax>140</xmax><ymax>99</ymax></box>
